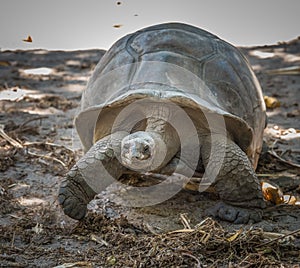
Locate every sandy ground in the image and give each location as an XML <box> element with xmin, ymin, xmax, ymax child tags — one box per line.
<box><xmin>0</xmin><ymin>38</ymin><xmax>299</xmax><ymax>267</ymax></box>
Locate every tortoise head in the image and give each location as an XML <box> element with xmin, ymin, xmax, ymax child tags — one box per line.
<box><xmin>120</xmin><ymin>131</ymin><xmax>167</xmax><ymax>172</ymax></box>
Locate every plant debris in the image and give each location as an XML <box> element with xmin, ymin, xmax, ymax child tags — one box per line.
<box><xmin>1</xmin><ymin>40</ymin><xmax>300</xmax><ymax>267</ymax></box>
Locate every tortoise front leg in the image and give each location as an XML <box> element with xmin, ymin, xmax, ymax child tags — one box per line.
<box><xmin>58</xmin><ymin>131</ymin><xmax>128</xmax><ymax>220</ymax></box>
<box><xmin>201</xmin><ymin>134</ymin><xmax>266</xmax><ymax>223</ymax></box>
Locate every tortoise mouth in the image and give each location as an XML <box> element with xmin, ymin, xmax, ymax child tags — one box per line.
<box><xmin>122</xmin><ymin>140</ymin><xmax>151</xmax><ymax>161</ymax></box>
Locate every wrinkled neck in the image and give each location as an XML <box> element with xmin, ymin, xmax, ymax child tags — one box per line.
<box><xmin>145</xmin><ymin>117</ymin><xmax>180</xmax><ymax>169</ymax></box>
<box><xmin>145</xmin><ymin>104</ymin><xmax>172</xmax><ymax>133</ymax></box>
<box><xmin>146</xmin><ymin>117</ymin><xmax>167</xmax><ymax>133</ymax></box>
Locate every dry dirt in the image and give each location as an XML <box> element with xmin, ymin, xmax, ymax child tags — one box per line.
<box><xmin>0</xmin><ymin>38</ymin><xmax>300</xmax><ymax>267</ymax></box>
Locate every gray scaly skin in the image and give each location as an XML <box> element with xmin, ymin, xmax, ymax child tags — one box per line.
<box><xmin>58</xmin><ymin>112</ymin><xmax>179</xmax><ymax>220</ymax></box>
<box><xmin>59</xmin><ymin>119</ymin><xmax>266</xmax><ymax>223</ymax></box>
<box><xmin>201</xmin><ymin>134</ymin><xmax>266</xmax><ymax>223</ymax></box>
<box><xmin>58</xmin><ymin>131</ymin><xmax>128</xmax><ymax>220</ymax></box>
<box><xmin>159</xmin><ymin>133</ymin><xmax>266</xmax><ymax>223</ymax></box>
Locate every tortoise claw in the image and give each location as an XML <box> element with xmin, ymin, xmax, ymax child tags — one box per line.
<box><xmin>58</xmin><ymin>131</ymin><xmax>127</xmax><ymax>220</ymax></box>
<box><xmin>58</xmin><ymin>179</ymin><xmax>88</xmax><ymax>220</ymax></box>
<box><xmin>58</xmin><ymin>168</ymin><xmax>97</xmax><ymax>220</ymax></box>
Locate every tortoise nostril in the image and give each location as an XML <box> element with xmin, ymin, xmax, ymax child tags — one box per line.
<box><xmin>143</xmin><ymin>145</ymin><xmax>150</xmax><ymax>154</ymax></box>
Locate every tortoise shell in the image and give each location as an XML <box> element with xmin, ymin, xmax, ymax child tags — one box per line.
<box><xmin>75</xmin><ymin>23</ymin><xmax>266</xmax><ymax>168</ymax></box>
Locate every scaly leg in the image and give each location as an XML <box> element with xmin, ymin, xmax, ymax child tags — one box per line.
<box><xmin>201</xmin><ymin>134</ymin><xmax>266</xmax><ymax>223</ymax></box>
<box><xmin>58</xmin><ymin>131</ymin><xmax>128</xmax><ymax>220</ymax></box>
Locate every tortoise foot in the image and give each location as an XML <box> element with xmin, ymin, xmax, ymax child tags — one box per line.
<box><xmin>58</xmin><ymin>170</ymin><xmax>97</xmax><ymax>220</ymax></box>
<box><xmin>206</xmin><ymin>202</ymin><xmax>262</xmax><ymax>224</ymax></box>
<box><xmin>58</xmin><ymin>132</ymin><xmax>128</xmax><ymax>220</ymax></box>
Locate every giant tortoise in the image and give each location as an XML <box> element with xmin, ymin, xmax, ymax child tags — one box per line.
<box><xmin>58</xmin><ymin>23</ymin><xmax>267</xmax><ymax>223</ymax></box>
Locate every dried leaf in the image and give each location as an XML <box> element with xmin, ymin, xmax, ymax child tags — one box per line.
<box><xmin>106</xmin><ymin>256</ymin><xmax>117</xmax><ymax>265</ymax></box>
<box><xmin>0</xmin><ymin>61</ymin><xmax>10</xmax><ymax>66</ymax></box>
<box><xmin>23</xmin><ymin>35</ymin><xmax>33</xmax><ymax>43</ymax></box>
<box><xmin>283</xmin><ymin>195</ymin><xmax>298</xmax><ymax>205</ymax></box>
<box><xmin>264</xmin><ymin>95</ymin><xmax>280</xmax><ymax>108</ymax></box>
<box><xmin>261</xmin><ymin>181</ymin><xmax>284</xmax><ymax>204</ymax></box>
<box><xmin>53</xmin><ymin>262</ymin><xmax>92</xmax><ymax>268</ymax></box>
<box><xmin>227</xmin><ymin>229</ymin><xmax>243</xmax><ymax>242</ymax></box>
<box><xmin>266</xmin><ymin>66</ymin><xmax>300</xmax><ymax>75</ymax></box>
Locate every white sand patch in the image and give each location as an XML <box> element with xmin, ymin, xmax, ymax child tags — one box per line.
<box><xmin>23</xmin><ymin>67</ymin><xmax>53</xmax><ymax>75</ymax></box>
<box><xmin>251</xmin><ymin>50</ymin><xmax>275</xmax><ymax>59</ymax></box>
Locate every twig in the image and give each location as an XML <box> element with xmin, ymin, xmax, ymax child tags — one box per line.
<box><xmin>27</xmin><ymin>150</ymin><xmax>66</xmax><ymax>167</ymax></box>
<box><xmin>266</xmin><ymin>66</ymin><xmax>300</xmax><ymax>75</ymax></box>
<box><xmin>145</xmin><ymin>223</ymin><xmax>160</xmax><ymax>235</ymax></box>
<box><xmin>18</xmin><ymin>116</ymin><xmax>48</xmax><ymax>130</ymax></box>
<box><xmin>23</xmin><ymin>141</ymin><xmax>74</xmax><ymax>153</ymax></box>
<box><xmin>257</xmin><ymin>228</ymin><xmax>300</xmax><ymax>247</ymax></box>
<box><xmin>0</xmin><ymin>124</ymin><xmax>23</xmax><ymax>148</ymax></box>
<box><xmin>52</xmin><ymin>262</ymin><xmax>93</xmax><ymax>268</ymax></box>
<box><xmin>143</xmin><ymin>173</ymin><xmax>169</xmax><ymax>181</ymax></box>
<box><xmin>90</xmin><ymin>234</ymin><xmax>109</xmax><ymax>247</ymax></box>
<box><xmin>257</xmin><ymin>173</ymin><xmax>279</xmax><ymax>177</ymax></box>
<box><xmin>269</xmin><ymin>140</ymin><xmax>300</xmax><ymax>169</ymax></box>
<box><xmin>167</xmin><ymin>229</ymin><xmax>196</xmax><ymax>235</ymax></box>
<box><xmin>180</xmin><ymin>213</ymin><xmax>192</xmax><ymax>229</ymax></box>
<box><xmin>11</xmin><ymin>231</ymin><xmax>16</xmax><ymax>248</ymax></box>
<box><xmin>182</xmin><ymin>252</ymin><xmax>203</xmax><ymax>268</ymax></box>
<box><xmin>268</xmin><ymin>150</ymin><xmax>300</xmax><ymax>169</ymax></box>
